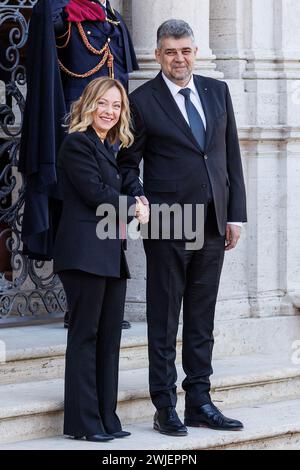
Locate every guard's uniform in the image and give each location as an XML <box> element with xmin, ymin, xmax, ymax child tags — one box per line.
<box><xmin>54</xmin><ymin>0</ymin><xmax>138</xmax><ymax>109</ymax></box>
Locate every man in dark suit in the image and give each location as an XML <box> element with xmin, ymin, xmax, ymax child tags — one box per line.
<box><xmin>117</xmin><ymin>19</ymin><xmax>247</xmax><ymax>436</ymax></box>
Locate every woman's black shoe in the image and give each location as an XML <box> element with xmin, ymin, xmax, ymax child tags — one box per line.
<box><xmin>73</xmin><ymin>434</ymin><xmax>114</xmax><ymax>442</ymax></box>
<box><xmin>111</xmin><ymin>430</ymin><xmax>131</xmax><ymax>438</ymax></box>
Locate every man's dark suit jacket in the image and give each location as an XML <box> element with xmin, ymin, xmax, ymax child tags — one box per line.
<box><xmin>117</xmin><ymin>72</ymin><xmax>247</xmax><ymax>237</ymax></box>
<box><xmin>53</xmin><ymin>127</ymin><xmax>136</xmax><ymax>278</ymax></box>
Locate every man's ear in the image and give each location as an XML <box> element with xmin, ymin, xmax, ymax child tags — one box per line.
<box><xmin>194</xmin><ymin>46</ymin><xmax>198</xmax><ymax>57</ymax></box>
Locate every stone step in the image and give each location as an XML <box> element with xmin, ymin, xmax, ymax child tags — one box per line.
<box><xmin>0</xmin><ymin>353</ymin><xmax>299</xmax><ymax>444</ymax></box>
<box><xmin>1</xmin><ymin>398</ymin><xmax>300</xmax><ymax>450</ymax></box>
<box><xmin>0</xmin><ymin>323</ymin><xmax>154</xmax><ymax>384</ymax></box>
<box><xmin>1</xmin><ymin>315</ymin><xmax>300</xmax><ymax>384</ymax></box>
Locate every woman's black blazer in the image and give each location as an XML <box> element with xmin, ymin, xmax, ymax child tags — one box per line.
<box><xmin>53</xmin><ymin>126</ymin><xmax>136</xmax><ymax>278</ymax></box>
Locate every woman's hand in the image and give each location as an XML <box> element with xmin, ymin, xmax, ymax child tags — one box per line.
<box><xmin>135</xmin><ymin>196</ymin><xmax>149</xmax><ymax>224</ymax></box>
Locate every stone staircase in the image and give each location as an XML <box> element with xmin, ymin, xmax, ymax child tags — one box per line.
<box><xmin>0</xmin><ymin>318</ymin><xmax>300</xmax><ymax>450</ymax></box>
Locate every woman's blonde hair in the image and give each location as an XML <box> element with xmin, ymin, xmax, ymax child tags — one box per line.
<box><xmin>68</xmin><ymin>77</ymin><xmax>134</xmax><ymax>148</ymax></box>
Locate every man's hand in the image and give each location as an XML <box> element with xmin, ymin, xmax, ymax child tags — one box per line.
<box><xmin>225</xmin><ymin>224</ymin><xmax>241</xmax><ymax>251</ymax></box>
<box><xmin>135</xmin><ymin>196</ymin><xmax>149</xmax><ymax>225</ymax></box>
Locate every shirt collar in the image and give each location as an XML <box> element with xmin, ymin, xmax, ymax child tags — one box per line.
<box><xmin>162</xmin><ymin>72</ymin><xmax>197</xmax><ymax>97</ymax></box>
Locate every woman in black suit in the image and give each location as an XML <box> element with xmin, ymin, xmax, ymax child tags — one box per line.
<box><xmin>53</xmin><ymin>77</ymin><xmax>148</xmax><ymax>442</ymax></box>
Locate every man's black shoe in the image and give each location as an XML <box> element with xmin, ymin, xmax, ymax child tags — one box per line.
<box><xmin>153</xmin><ymin>407</ymin><xmax>188</xmax><ymax>436</ymax></box>
<box><xmin>184</xmin><ymin>403</ymin><xmax>244</xmax><ymax>431</ymax></box>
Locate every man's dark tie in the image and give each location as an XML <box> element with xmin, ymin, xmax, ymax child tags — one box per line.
<box><xmin>179</xmin><ymin>88</ymin><xmax>206</xmax><ymax>151</ymax></box>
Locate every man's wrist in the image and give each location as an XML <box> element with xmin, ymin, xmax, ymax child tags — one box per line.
<box><xmin>228</xmin><ymin>222</ymin><xmax>243</xmax><ymax>228</ymax></box>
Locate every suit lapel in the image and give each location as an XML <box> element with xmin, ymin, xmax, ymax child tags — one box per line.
<box><xmin>152</xmin><ymin>73</ymin><xmax>202</xmax><ymax>151</ymax></box>
<box><xmin>85</xmin><ymin>127</ymin><xmax>118</xmax><ymax>168</ymax></box>
<box><xmin>152</xmin><ymin>73</ymin><xmax>218</xmax><ymax>153</ymax></box>
<box><xmin>193</xmin><ymin>75</ymin><xmax>215</xmax><ymax>152</ymax></box>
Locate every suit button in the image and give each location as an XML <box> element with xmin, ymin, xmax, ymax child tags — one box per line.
<box><xmin>116</xmin><ymin>174</ymin><xmax>120</xmax><ymax>179</ymax></box>
<box><xmin>204</xmin><ymin>155</ymin><xmax>208</xmax><ymax>160</ymax></box>
<box><xmin>201</xmin><ymin>184</ymin><xmax>207</xmax><ymax>189</ymax></box>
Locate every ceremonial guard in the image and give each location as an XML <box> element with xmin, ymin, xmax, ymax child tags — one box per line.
<box><xmin>53</xmin><ymin>0</ymin><xmax>138</xmax><ymax>109</ymax></box>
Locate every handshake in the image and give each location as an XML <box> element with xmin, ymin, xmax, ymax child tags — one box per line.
<box><xmin>135</xmin><ymin>196</ymin><xmax>150</xmax><ymax>225</ymax></box>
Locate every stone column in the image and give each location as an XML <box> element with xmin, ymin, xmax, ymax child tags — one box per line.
<box><xmin>277</xmin><ymin>1</ymin><xmax>300</xmax><ymax>308</ymax></box>
<box><xmin>210</xmin><ymin>0</ymin><xmax>300</xmax><ymax>80</ymax></box>
<box><xmin>210</xmin><ymin>0</ymin><xmax>300</xmax><ymax>318</ymax></box>
<box><xmin>210</xmin><ymin>0</ymin><xmax>249</xmax><ymax>79</ymax></box>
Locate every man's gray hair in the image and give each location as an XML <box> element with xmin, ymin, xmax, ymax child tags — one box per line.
<box><xmin>157</xmin><ymin>19</ymin><xmax>195</xmax><ymax>48</ymax></box>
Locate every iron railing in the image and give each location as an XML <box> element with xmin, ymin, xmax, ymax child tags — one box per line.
<box><xmin>0</xmin><ymin>0</ymin><xmax>66</xmax><ymax>325</ymax></box>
